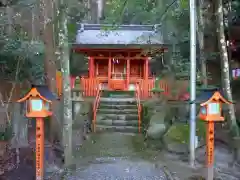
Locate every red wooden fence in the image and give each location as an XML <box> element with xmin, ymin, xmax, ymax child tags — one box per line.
<box><xmin>56</xmin><ymin>72</ymin><xmax>188</xmax><ymax>99</ymax></box>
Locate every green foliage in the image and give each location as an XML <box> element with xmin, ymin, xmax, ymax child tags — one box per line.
<box><xmin>70</xmin><ymin>52</ymin><xmax>88</xmax><ymax>76</ymax></box>
<box><xmin>0</xmin><ymin>39</ymin><xmax>44</xmax><ymax>82</ymax></box>
<box><xmin>68</xmin><ymin>23</ymin><xmax>77</xmax><ymax>43</ymax></box>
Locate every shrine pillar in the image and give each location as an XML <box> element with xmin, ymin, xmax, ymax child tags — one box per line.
<box><xmin>144</xmin><ymin>57</ymin><xmax>149</xmax><ymax>98</ymax></box>
<box><xmin>88</xmin><ymin>56</ymin><xmax>94</xmax><ymax>78</ymax></box>
<box><xmin>144</xmin><ymin>57</ymin><xmax>149</xmax><ymax>80</ymax></box>
<box><xmin>108</xmin><ymin>57</ymin><xmax>112</xmax><ymax>88</ymax></box>
<box><xmin>126</xmin><ymin>59</ymin><xmax>130</xmax><ymax>90</ymax></box>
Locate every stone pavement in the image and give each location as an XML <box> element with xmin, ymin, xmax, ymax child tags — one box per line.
<box><xmin>61</xmin><ymin>133</ymin><xmax>170</xmax><ymax>180</ymax></box>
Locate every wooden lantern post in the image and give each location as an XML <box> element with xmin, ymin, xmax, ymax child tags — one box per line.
<box><xmin>198</xmin><ymin>91</ymin><xmax>232</xmax><ymax>180</ymax></box>
<box><xmin>17</xmin><ymin>85</ymin><xmax>56</xmax><ymax>180</ymax></box>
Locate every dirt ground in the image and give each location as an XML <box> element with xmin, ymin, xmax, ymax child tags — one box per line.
<box><xmin>0</xmin><ymin>148</ymin><xmax>35</xmax><ymax>180</ymax></box>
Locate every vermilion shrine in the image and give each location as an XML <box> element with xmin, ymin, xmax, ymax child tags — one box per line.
<box><xmin>56</xmin><ymin>24</ymin><xmax>170</xmax><ymax>133</ymax></box>
<box><xmin>57</xmin><ymin>24</ymin><xmax>169</xmax><ymax>99</ymax></box>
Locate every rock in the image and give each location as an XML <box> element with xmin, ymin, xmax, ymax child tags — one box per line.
<box><xmin>145</xmin><ymin>100</ymin><xmax>175</xmax><ymax>140</ymax></box>
<box><xmin>164</xmin><ymin>140</ymin><xmax>188</xmax><ymax>154</ymax></box>
<box><xmin>146</xmin><ymin>111</ymin><xmax>167</xmax><ymax>140</ymax></box>
<box><xmin>176</xmin><ymin>105</ymin><xmax>189</xmax><ymax>122</ymax></box>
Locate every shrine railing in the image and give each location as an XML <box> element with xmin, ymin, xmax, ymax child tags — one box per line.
<box><xmin>135</xmin><ymin>83</ymin><xmax>142</xmax><ymax>133</ymax></box>
<box><xmin>81</xmin><ymin>78</ymin><xmax>99</xmax><ymax>97</ymax></box>
<box><xmin>137</xmin><ymin>79</ymin><xmax>169</xmax><ymax>99</ymax></box>
<box><xmin>79</xmin><ymin>78</ymin><xmax>170</xmax><ymax>99</ymax></box>
<box><xmin>56</xmin><ymin>72</ymin><xmax>171</xmax><ymax>99</ymax></box>
<box><xmin>92</xmin><ymin>84</ymin><xmax>102</xmax><ymax>132</ymax></box>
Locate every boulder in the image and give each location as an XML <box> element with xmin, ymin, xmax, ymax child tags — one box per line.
<box><xmin>176</xmin><ymin>104</ymin><xmax>189</xmax><ymax>123</ymax></box>
<box><xmin>163</xmin><ymin>122</ymin><xmax>206</xmax><ymax>155</ymax></box>
<box><xmin>146</xmin><ymin>108</ymin><xmax>168</xmax><ymax>140</ymax></box>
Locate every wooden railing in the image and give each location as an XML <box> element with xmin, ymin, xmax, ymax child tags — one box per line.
<box><xmin>79</xmin><ymin>78</ymin><xmax>170</xmax><ymax>99</ymax></box>
<box><xmin>137</xmin><ymin>79</ymin><xmax>169</xmax><ymax>99</ymax></box>
<box><xmin>57</xmin><ymin>74</ymin><xmax>173</xmax><ymax>99</ymax></box>
<box><xmin>135</xmin><ymin>83</ymin><xmax>142</xmax><ymax>133</ymax></box>
<box><xmin>81</xmin><ymin>78</ymin><xmax>99</xmax><ymax>97</ymax></box>
<box><xmin>92</xmin><ymin>84</ymin><xmax>102</xmax><ymax>132</ymax></box>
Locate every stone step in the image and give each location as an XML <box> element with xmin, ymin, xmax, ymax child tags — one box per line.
<box><xmin>100</xmin><ymin>99</ymin><xmax>137</xmax><ymax>105</ymax></box>
<box><xmin>108</xmin><ymin>94</ymin><xmax>134</xmax><ymax>98</ymax></box>
<box><xmin>93</xmin><ymin>131</ymin><xmax>138</xmax><ymax>136</ymax></box>
<box><xmin>97</xmin><ymin>108</ymin><xmax>138</xmax><ymax>114</ymax></box>
<box><xmin>100</xmin><ymin>97</ymin><xmax>136</xmax><ymax>102</ymax></box>
<box><xmin>96</xmin><ymin>119</ymin><xmax>139</xmax><ymax>126</ymax></box>
<box><xmin>101</xmin><ymin>90</ymin><xmax>134</xmax><ymax>98</ymax></box>
<box><xmin>95</xmin><ymin>124</ymin><xmax>140</xmax><ymax>133</ymax></box>
<box><xmin>99</xmin><ymin>104</ymin><xmax>137</xmax><ymax>109</ymax></box>
<box><xmin>96</xmin><ymin>114</ymin><xmax>138</xmax><ymax>121</ymax></box>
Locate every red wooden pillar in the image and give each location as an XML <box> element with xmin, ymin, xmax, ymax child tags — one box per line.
<box><xmin>126</xmin><ymin>59</ymin><xmax>130</xmax><ymax>90</ymax></box>
<box><xmin>92</xmin><ymin>58</ymin><xmax>95</xmax><ymax>77</ymax></box>
<box><xmin>144</xmin><ymin>57</ymin><xmax>149</xmax><ymax>98</ymax></box>
<box><xmin>88</xmin><ymin>56</ymin><xmax>95</xmax><ymax>95</ymax></box>
<box><xmin>144</xmin><ymin>57</ymin><xmax>149</xmax><ymax>79</ymax></box>
<box><xmin>96</xmin><ymin>62</ymin><xmax>99</xmax><ymax>76</ymax></box>
<box><xmin>88</xmin><ymin>56</ymin><xmax>94</xmax><ymax>78</ymax></box>
<box><xmin>108</xmin><ymin>57</ymin><xmax>112</xmax><ymax>89</ymax></box>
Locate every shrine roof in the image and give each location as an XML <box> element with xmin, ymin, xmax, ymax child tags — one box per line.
<box><xmin>74</xmin><ymin>24</ymin><xmax>165</xmax><ymax>48</ymax></box>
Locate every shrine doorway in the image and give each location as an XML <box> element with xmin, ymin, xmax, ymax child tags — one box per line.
<box><xmin>111</xmin><ymin>58</ymin><xmax>126</xmax><ymax>79</ymax></box>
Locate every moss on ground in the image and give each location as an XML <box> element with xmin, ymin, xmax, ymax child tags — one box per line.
<box><xmin>164</xmin><ymin>120</ymin><xmax>206</xmax><ymax>144</ymax></box>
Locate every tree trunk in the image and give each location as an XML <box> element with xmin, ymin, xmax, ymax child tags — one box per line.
<box><xmin>197</xmin><ymin>0</ymin><xmax>207</xmax><ymax>86</ymax></box>
<box><xmin>11</xmin><ymin>103</ymin><xmax>28</xmax><ymax>148</ymax></box>
<box><xmin>5</xmin><ymin>5</ymin><xmax>13</xmax><ymax>34</ymax></box>
<box><xmin>216</xmin><ymin>0</ymin><xmax>239</xmax><ymax>136</ymax></box>
<box><xmin>226</xmin><ymin>1</ymin><xmax>233</xmax><ymax>69</ymax></box>
<box><xmin>57</xmin><ymin>0</ymin><xmax>73</xmax><ymax>166</ymax></box>
<box><xmin>91</xmin><ymin>0</ymin><xmax>98</xmax><ymax>23</ymax></box>
<box><xmin>39</xmin><ymin>0</ymin><xmax>60</xmax><ymax>143</ymax></box>
<box><xmin>97</xmin><ymin>0</ymin><xmax>104</xmax><ymax>23</ymax></box>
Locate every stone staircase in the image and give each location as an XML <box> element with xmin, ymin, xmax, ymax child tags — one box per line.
<box><xmin>95</xmin><ymin>92</ymin><xmax>141</xmax><ymax>134</ymax></box>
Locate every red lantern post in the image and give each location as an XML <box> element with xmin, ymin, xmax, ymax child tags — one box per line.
<box><xmin>17</xmin><ymin>85</ymin><xmax>56</xmax><ymax>180</ymax></box>
<box><xmin>198</xmin><ymin>91</ymin><xmax>232</xmax><ymax>180</ymax></box>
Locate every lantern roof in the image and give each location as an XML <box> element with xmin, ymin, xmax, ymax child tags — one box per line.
<box><xmin>17</xmin><ymin>85</ymin><xmax>57</xmax><ymax>103</ymax></box>
<box><xmin>73</xmin><ymin>24</ymin><xmax>165</xmax><ymax>48</ymax></box>
<box><xmin>195</xmin><ymin>87</ymin><xmax>232</xmax><ymax>105</ymax></box>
